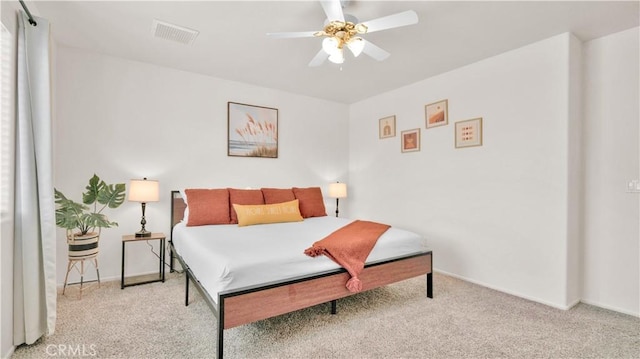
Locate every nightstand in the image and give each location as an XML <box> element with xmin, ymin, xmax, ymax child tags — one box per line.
<box><xmin>121</xmin><ymin>232</ymin><xmax>166</xmax><ymax>289</ymax></box>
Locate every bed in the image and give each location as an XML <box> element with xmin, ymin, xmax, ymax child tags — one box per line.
<box><xmin>169</xmin><ymin>189</ymin><xmax>433</xmax><ymax>358</ymax></box>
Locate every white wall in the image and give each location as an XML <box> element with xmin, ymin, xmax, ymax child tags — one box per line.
<box><xmin>349</xmin><ymin>33</ymin><xmax>581</xmax><ymax>309</ymax></box>
<box><xmin>349</xmin><ymin>29</ymin><xmax>640</xmax><ymax>315</ymax></box>
<box><xmin>54</xmin><ymin>46</ymin><xmax>349</xmax><ymax>285</ymax></box>
<box><xmin>582</xmin><ymin>27</ymin><xmax>639</xmax><ymax>316</ymax></box>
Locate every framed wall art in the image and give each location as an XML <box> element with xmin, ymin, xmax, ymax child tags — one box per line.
<box><xmin>379</xmin><ymin>115</ymin><xmax>396</xmax><ymax>139</ymax></box>
<box><xmin>228</xmin><ymin>102</ymin><xmax>278</xmax><ymax>158</ymax></box>
<box><xmin>455</xmin><ymin>117</ymin><xmax>483</xmax><ymax>148</ymax></box>
<box><xmin>425</xmin><ymin>99</ymin><xmax>448</xmax><ymax>129</ymax></box>
<box><xmin>401</xmin><ymin>128</ymin><xmax>420</xmax><ymax>153</ymax></box>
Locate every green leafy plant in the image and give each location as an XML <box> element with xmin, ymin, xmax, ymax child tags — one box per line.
<box><xmin>55</xmin><ymin>174</ymin><xmax>126</xmax><ymax>236</ymax></box>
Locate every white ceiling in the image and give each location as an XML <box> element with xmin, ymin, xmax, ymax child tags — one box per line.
<box><xmin>33</xmin><ymin>1</ymin><xmax>639</xmax><ymax>104</ymax></box>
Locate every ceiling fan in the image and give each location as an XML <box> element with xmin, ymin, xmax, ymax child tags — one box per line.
<box><xmin>267</xmin><ymin>0</ymin><xmax>419</xmax><ymax>67</ymax></box>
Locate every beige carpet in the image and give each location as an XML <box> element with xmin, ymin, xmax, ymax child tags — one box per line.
<box><xmin>13</xmin><ymin>272</ymin><xmax>640</xmax><ymax>358</ymax></box>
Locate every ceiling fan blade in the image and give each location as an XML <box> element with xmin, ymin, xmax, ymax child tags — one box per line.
<box><xmin>266</xmin><ymin>31</ymin><xmax>317</xmax><ymax>39</ymax></box>
<box><xmin>308</xmin><ymin>49</ymin><xmax>328</xmax><ymax>67</ymax></box>
<box><xmin>362</xmin><ymin>40</ymin><xmax>390</xmax><ymax>61</ymax></box>
<box><xmin>360</xmin><ymin>10</ymin><xmax>419</xmax><ymax>33</ymax></box>
<box><xmin>320</xmin><ymin>0</ymin><xmax>345</xmax><ymax>22</ymax></box>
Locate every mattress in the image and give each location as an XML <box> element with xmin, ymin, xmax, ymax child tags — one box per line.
<box><xmin>172</xmin><ymin>216</ymin><xmax>428</xmax><ymax>302</ymax></box>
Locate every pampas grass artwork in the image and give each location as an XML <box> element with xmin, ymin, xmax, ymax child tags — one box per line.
<box><xmin>228</xmin><ymin>102</ymin><xmax>278</xmax><ymax>158</ymax></box>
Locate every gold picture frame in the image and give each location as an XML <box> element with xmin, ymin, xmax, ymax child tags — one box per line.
<box><xmin>379</xmin><ymin>115</ymin><xmax>396</xmax><ymax>139</ymax></box>
<box><xmin>455</xmin><ymin>117</ymin><xmax>483</xmax><ymax>148</ymax></box>
<box><xmin>425</xmin><ymin>99</ymin><xmax>448</xmax><ymax>129</ymax></box>
<box><xmin>401</xmin><ymin>128</ymin><xmax>420</xmax><ymax>153</ymax></box>
<box><xmin>228</xmin><ymin>102</ymin><xmax>278</xmax><ymax>158</ymax></box>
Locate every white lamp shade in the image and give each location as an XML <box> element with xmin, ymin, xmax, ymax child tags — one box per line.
<box><xmin>328</xmin><ymin>49</ymin><xmax>345</xmax><ymax>64</ymax></box>
<box><xmin>347</xmin><ymin>37</ymin><xmax>364</xmax><ymax>57</ymax></box>
<box><xmin>128</xmin><ymin>179</ymin><xmax>159</xmax><ymax>202</ymax></box>
<box><xmin>328</xmin><ymin>182</ymin><xmax>347</xmax><ymax>198</ymax></box>
<box><xmin>322</xmin><ymin>37</ymin><xmax>340</xmax><ymax>55</ymax></box>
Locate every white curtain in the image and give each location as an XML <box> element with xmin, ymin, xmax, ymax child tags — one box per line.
<box><xmin>13</xmin><ymin>11</ymin><xmax>56</xmax><ymax>345</ymax></box>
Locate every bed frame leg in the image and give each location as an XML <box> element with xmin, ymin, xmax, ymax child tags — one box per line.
<box><xmin>216</xmin><ymin>327</ymin><xmax>223</xmax><ymax>359</ymax></box>
<box><xmin>218</xmin><ymin>299</ymin><xmax>224</xmax><ymax>359</ymax></box>
<box><xmin>185</xmin><ymin>271</ymin><xmax>190</xmax><ymax>306</ymax></box>
<box><xmin>330</xmin><ymin>299</ymin><xmax>337</xmax><ymax>314</ymax></box>
<box><xmin>426</xmin><ymin>272</ymin><xmax>433</xmax><ymax>298</ymax></box>
<box><xmin>169</xmin><ymin>241</ymin><xmax>175</xmax><ymax>273</ymax></box>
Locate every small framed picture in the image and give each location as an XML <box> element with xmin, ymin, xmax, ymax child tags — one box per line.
<box><xmin>455</xmin><ymin>118</ymin><xmax>483</xmax><ymax>148</ymax></box>
<box><xmin>401</xmin><ymin>128</ymin><xmax>420</xmax><ymax>153</ymax></box>
<box><xmin>425</xmin><ymin>99</ymin><xmax>448</xmax><ymax>129</ymax></box>
<box><xmin>379</xmin><ymin>115</ymin><xmax>396</xmax><ymax>139</ymax></box>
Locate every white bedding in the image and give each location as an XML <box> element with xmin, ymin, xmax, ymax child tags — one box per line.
<box><xmin>172</xmin><ymin>216</ymin><xmax>428</xmax><ymax>302</ymax></box>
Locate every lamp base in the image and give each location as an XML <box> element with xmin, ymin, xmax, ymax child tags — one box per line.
<box><xmin>135</xmin><ymin>230</ymin><xmax>152</xmax><ymax>238</ymax></box>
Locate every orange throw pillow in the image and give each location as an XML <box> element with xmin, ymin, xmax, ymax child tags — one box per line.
<box><xmin>292</xmin><ymin>187</ymin><xmax>327</xmax><ymax>218</ymax></box>
<box><xmin>261</xmin><ymin>188</ymin><xmax>296</xmax><ymax>204</ymax></box>
<box><xmin>229</xmin><ymin>188</ymin><xmax>265</xmax><ymax>224</ymax></box>
<box><xmin>184</xmin><ymin>189</ymin><xmax>230</xmax><ymax>226</ymax></box>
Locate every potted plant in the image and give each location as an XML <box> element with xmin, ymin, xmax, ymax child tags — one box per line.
<box><xmin>55</xmin><ymin>174</ymin><xmax>126</xmax><ymax>259</ymax></box>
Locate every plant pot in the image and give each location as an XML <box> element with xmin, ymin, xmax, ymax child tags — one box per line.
<box><xmin>67</xmin><ymin>232</ymin><xmax>100</xmax><ymax>260</ymax></box>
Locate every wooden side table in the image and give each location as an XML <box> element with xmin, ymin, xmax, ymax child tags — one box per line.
<box><xmin>121</xmin><ymin>232</ymin><xmax>166</xmax><ymax>289</ymax></box>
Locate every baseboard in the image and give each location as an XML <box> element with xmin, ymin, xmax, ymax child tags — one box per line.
<box><xmin>433</xmin><ymin>268</ymin><xmax>576</xmax><ymax>311</ymax></box>
<box><xmin>565</xmin><ymin>298</ymin><xmax>581</xmax><ymax>310</ymax></box>
<box><xmin>56</xmin><ymin>270</ymin><xmax>164</xmax><ymax>289</ymax></box>
<box><xmin>580</xmin><ymin>299</ymin><xmax>640</xmax><ymax>318</ymax></box>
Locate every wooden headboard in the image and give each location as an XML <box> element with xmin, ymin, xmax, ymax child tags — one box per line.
<box><xmin>170</xmin><ymin>190</ymin><xmax>186</xmax><ymax>229</ymax></box>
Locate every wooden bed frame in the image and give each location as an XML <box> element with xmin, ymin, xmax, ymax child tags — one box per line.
<box><xmin>169</xmin><ymin>190</ymin><xmax>433</xmax><ymax>358</ymax></box>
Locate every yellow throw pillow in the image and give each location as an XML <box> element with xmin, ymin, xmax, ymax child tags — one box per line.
<box><xmin>232</xmin><ymin>199</ymin><xmax>304</xmax><ymax>227</ymax></box>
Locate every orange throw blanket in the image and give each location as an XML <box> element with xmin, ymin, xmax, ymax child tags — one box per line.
<box><xmin>304</xmin><ymin>220</ymin><xmax>391</xmax><ymax>293</ymax></box>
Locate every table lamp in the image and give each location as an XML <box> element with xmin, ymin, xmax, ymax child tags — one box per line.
<box><xmin>328</xmin><ymin>182</ymin><xmax>347</xmax><ymax>218</ymax></box>
<box><xmin>128</xmin><ymin>177</ymin><xmax>159</xmax><ymax>237</ymax></box>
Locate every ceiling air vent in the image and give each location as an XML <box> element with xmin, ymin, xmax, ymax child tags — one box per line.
<box><xmin>152</xmin><ymin>19</ymin><xmax>199</xmax><ymax>45</ymax></box>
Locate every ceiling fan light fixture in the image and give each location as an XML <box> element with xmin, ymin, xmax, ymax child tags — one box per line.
<box><xmin>347</xmin><ymin>37</ymin><xmax>365</xmax><ymax>57</ymax></box>
<box><xmin>328</xmin><ymin>50</ymin><xmax>345</xmax><ymax>64</ymax></box>
<box><xmin>322</xmin><ymin>37</ymin><xmax>340</xmax><ymax>55</ymax></box>
<box><xmin>267</xmin><ymin>1</ymin><xmax>419</xmax><ymax>67</ymax></box>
